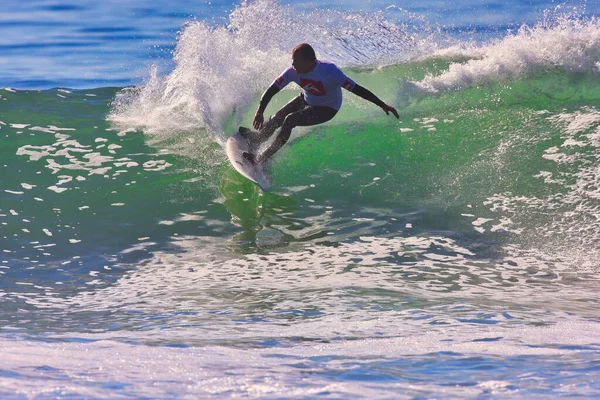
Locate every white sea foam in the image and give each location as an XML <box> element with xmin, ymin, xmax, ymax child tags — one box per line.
<box><xmin>481</xmin><ymin>106</ymin><xmax>600</xmax><ymax>272</ymax></box>
<box><xmin>2</xmin><ymin>319</ymin><xmax>597</xmax><ymax>399</ymax></box>
<box><xmin>7</xmin><ymin>230</ymin><xmax>598</xmax><ymax>397</ymax></box>
<box><xmin>14</xmin><ymin>124</ymin><xmax>173</xmax><ymax>193</ymax></box>
<box><xmin>412</xmin><ymin>12</ymin><xmax>600</xmax><ymax>94</ymax></box>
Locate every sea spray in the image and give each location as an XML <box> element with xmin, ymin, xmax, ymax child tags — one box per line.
<box><xmin>108</xmin><ymin>0</ymin><xmax>440</xmax><ymax>142</ymax></box>
<box><xmin>411</xmin><ymin>11</ymin><xmax>600</xmax><ymax>94</ymax></box>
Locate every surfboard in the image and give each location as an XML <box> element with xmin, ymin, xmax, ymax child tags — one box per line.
<box><xmin>226</xmin><ymin>131</ymin><xmax>272</xmax><ymax>191</ymax></box>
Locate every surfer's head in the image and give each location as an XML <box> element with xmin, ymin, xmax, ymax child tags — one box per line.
<box><xmin>292</xmin><ymin>43</ymin><xmax>317</xmax><ymax>73</ymax></box>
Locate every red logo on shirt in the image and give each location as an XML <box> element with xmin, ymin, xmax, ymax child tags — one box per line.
<box><xmin>343</xmin><ymin>80</ymin><xmax>354</xmax><ymax>90</ymax></box>
<box><xmin>300</xmin><ymin>79</ymin><xmax>326</xmax><ymax>96</ymax></box>
<box><xmin>275</xmin><ymin>76</ymin><xmax>285</xmax><ymax>86</ymax></box>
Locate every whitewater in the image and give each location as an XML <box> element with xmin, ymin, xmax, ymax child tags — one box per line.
<box><xmin>1</xmin><ymin>0</ymin><xmax>600</xmax><ymax>398</ymax></box>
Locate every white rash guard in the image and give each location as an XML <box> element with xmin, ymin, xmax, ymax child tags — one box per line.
<box><xmin>272</xmin><ymin>60</ymin><xmax>356</xmax><ymax>111</ymax></box>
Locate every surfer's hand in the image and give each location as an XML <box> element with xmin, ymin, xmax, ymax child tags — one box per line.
<box><xmin>382</xmin><ymin>104</ymin><xmax>399</xmax><ymax>119</ymax></box>
<box><xmin>253</xmin><ymin>111</ymin><xmax>264</xmax><ymax>130</ymax></box>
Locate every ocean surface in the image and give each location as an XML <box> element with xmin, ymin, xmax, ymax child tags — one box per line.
<box><xmin>2</xmin><ymin>0</ymin><xmax>600</xmax><ymax>398</ymax></box>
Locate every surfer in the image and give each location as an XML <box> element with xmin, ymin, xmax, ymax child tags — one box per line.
<box><xmin>241</xmin><ymin>43</ymin><xmax>399</xmax><ymax>164</ymax></box>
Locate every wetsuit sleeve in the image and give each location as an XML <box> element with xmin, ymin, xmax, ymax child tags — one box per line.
<box><xmin>258</xmin><ymin>84</ymin><xmax>280</xmax><ymax>113</ymax></box>
<box><xmin>351</xmin><ymin>84</ymin><xmax>386</xmax><ymax>108</ymax></box>
<box><xmin>258</xmin><ymin>67</ymin><xmax>294</xmax><ymax>113</ymax></box>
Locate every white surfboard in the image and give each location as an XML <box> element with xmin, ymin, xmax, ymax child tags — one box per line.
<box><xmin>226</xmin><ymin>132</ymin><xmax>272</xmax><ymax>191</ymax></box>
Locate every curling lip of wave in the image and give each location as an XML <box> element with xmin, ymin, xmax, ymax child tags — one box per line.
<box><xmin>411</xmin><ymin>14</ymin><xmax>600</xmax><ymax>94</ymax></box>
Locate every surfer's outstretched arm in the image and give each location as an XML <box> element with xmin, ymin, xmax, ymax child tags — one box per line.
<box><xmin>351</xmin><ymin>84</ymin><xmax>399</xmax><ymax>119</ymax></box>
<box><xmin>254</xmin><ymin>84</ymin><xmax>281</xmax><ymax>130</ymax></box>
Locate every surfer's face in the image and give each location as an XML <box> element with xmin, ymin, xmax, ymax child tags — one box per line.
<box><xmin>292</xmin><ymin>54</ymin><xmax>315</xmax><ymax>74</ymax></box>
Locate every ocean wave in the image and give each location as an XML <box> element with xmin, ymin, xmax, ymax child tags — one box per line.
<box><xmin>411</xmin><ymin>11</ymin><xmax>600</xmax><ymax>94</ymax></box>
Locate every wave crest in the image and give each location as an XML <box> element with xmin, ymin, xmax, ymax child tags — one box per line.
<box><xmin>413</xmin><ymin>10</ymin><xmax>600</xmax><ymax>94</ymax></box>
<box><xmin>108</xmin><ymin>0</ymin><xmax>437</xmax><ymax>139</ymax></box>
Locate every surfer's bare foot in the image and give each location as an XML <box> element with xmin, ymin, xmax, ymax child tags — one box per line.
<box><xmin>239</xmin><ymin>126</ymin><xmax>256</xmax><ymax>139</ymax></box>
<box><xmin>242</xmin><ymin>151</ymin><xmax>256</xmax><ymax>164</ymax></box>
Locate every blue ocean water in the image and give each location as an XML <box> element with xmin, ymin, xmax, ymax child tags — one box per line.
<box><xmin>2</xmin><ymin>0</ymin><xmax>600</xmax><ymax>398</ymax></box>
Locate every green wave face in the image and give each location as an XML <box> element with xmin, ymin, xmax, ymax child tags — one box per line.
<box><xmin>3</xmin><ymin>56</ymin><xmax>600</xmax><ymax>281</ymax></box>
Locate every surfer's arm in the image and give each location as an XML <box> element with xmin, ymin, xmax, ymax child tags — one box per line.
<box><xmin>254</xmin><ymin>84</ymin><xmax>281</xmax><ymax>130</ymax></box>
<box><xmin>351</xmin><ymin>84</ymin><xmax>399</xmax><ymax>119</ymax></box>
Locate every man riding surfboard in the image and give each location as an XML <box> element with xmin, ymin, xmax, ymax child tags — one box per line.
<box><xmin>242</xmin><ymin>43</ymin><xmax>399</xmax><ymax>164</ymax></box>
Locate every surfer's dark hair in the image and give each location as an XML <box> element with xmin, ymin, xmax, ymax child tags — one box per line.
<box><xmin>293</xmin><ymin>43</ymin><xmax>316</xmax><ymax>61</ymax></box>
